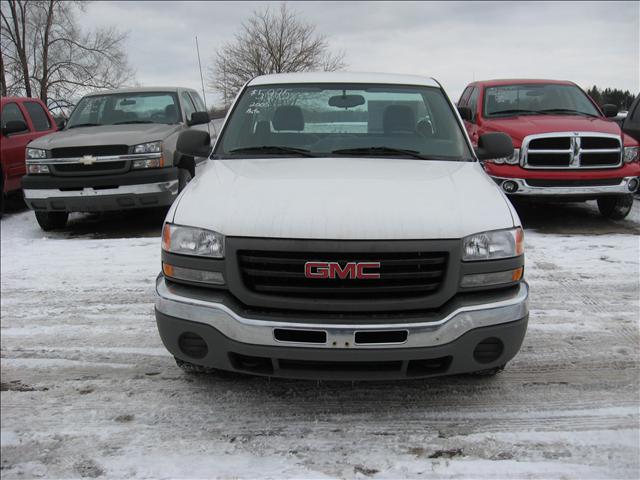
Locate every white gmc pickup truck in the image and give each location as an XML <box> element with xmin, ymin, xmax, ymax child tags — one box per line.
<box><xmin>155</xmin><ymin>72</ymin><xmax>529</xmax><ymax>380</ymax></box>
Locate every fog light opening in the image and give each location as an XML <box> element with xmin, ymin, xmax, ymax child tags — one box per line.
<box><xmin>473</xmin><ymin>337</ymin><xmax>504</xmax><ymax>364</ymax></box>
<box><xmin>627</xmin><ymin>177</ymin><xmax>639</xmax><ymax>192</ymax></box>
<box><xmin>178</xmin><ymin>332</ymin><xmax>208</xmax><ymax>359</ymax></box>
<box><xmin>502</xmin><ymin>180</ymin><xmax>519</xmax><ymax>193</ymax></box>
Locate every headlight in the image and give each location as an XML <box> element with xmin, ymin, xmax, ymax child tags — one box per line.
<box><xmin>26</xmin><ymin>148</ymin><xmax>47</xmax><ymax>159</ymax></box>
<box><xmin>133</xmin><ymin>141</ymin><xmax>162</xmax><ymax>154</ymax></box>
<box><xmin>463</xmin><ymin>227</ymin><xmax>524</xmax><ymax>261</ymax></box>
<box><xmin>162</xmin><ymin>223</ymin><xmax>224</xmax><ymax>258</ymax></box>
<box><xmin>27</xmin><ymin>164</ymin><xmax>50</xmax><ymax>174</ymax></box>
<box><xmin>623</xmin><ymin>146</ymin><xmax>639</xmax><ymax>163</ymax></box>
<box><xmin>487</xmin><ymin>149</ymin><xmax>519</xmax><ymax>165</ymax></box>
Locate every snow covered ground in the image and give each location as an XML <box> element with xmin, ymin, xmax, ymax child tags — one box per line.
<box><xmin>1</xmin><ymin>200</ymin><xmax>639</xmax><ymax>479</ymax></box>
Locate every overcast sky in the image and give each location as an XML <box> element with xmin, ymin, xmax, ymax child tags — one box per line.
<box><xmin>83</xmin><ymin>1</ymin><xmax>639</xmax><ymax>106</ymax></box>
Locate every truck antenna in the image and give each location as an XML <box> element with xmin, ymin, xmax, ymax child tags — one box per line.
<box><xmin>195</xmin><ymin>36</ymin><xmax>210</xmax><ymax>136</ymax></box>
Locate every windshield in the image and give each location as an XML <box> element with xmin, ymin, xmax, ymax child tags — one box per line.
<box><xmin>483</xmin><ymin>84</ymin><xmax>601</xmax><ymax>118</ymax></box>
<box><xmin>66</xmin><ymin>91</ymin><xmax>181</xmax><ymax>128</ymax></box>
<box><xmin>215</xmin><ymin>83</ymin><xmax>472</xmax><ymax>160</ymax></box>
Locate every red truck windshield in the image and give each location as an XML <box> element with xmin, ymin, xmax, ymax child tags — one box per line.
<box><xmin>483</xmin><ymin>84</ymin><xmax>601</xmax><ymax>118</ymax></box>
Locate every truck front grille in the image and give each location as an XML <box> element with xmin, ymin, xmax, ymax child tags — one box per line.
<box><xmin>51</xmin><ymin>145</ymin><xmax>129</xmax><ymax>158</ymax></box>
<box><xmin>237</xmin><ymin>250</ymin><xmax>448</xmax><ymax>300</ymax></box>
<box><xmin>522</xmin><ymin>133</ymin><xmax>621</xmax><ymax>169</ymax></box>
<box><xmin>52</xmin><ymin>161</ymin><xmax>128</xmax><ymax>176</ymax></box>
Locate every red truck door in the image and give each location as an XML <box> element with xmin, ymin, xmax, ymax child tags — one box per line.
<box><xmin>1</xmin><ymin>100</ymin><xmax>56</xmax><ymax>193</ymax></box>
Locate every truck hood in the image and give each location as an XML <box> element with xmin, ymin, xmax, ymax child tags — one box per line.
<box><xmin>29</xmin><ymin>123</ymin><xmax>181</xmax><ymax>149</ymax></box>
<box><xmin>482</xmin><ymin>115</ymin><xmax>621</xmax><ymax>146</ymax></box>
<box><xmin>172</xmin><ymin>158</ymin><xmax>517</xmax><ymax>240</ymax></box>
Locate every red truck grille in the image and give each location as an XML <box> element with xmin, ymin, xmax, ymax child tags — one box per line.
<box><xmin>522</xmin><ymin>133</ymin><xmax>621</xmax><ymax>169</ymax></box>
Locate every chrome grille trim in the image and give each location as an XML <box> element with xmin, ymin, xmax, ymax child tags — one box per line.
<box><xmin>521</xmin><ymin>132</ymin><xmax>622</xmax><ymax>169</ymax></box>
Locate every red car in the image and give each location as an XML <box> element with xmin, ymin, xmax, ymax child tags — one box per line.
<box><xmin>457</xmin><ymin>79</ymin><xmax>640</xmax><ymax>219</ymax></box>
<box><xmin>1</xmin><ymin>97</ymin><xmax>58</xmax><ymax>214</ymax></box>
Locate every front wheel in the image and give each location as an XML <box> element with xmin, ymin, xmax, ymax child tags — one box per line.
<box><xmin>35</xmin><ymin>211</ymin><xmax>68</xmax><ymax>231</ymax></box>
<box><xmin>597</xmin><ymin>194</ymin><xmax>633</xmax><ymax>220</ymax></box>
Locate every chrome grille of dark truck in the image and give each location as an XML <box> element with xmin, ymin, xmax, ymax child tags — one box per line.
<box><xmin>51</xmin><ymin>145</ymin><xmax>129</xmax><ymax>158</ymax></box>
<box><xmin>238</xmin><ymin>250</ymin><xmax>448</xmax><ymax>299</ymax></box>
<box><xmin>522</xmin><ymin>133</ymin><xmax>621</xmax><ymax>169</ymax></box>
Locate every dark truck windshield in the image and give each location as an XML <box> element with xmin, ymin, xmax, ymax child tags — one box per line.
<box><xmin>215</xmin><ymin>83</ymin><xmax>473</xmax><ymax>160</ymax></box>
<box><xmin>66</xmin><ymin>92</ymin><xmax>181</xmax><ymax>128</ymax></box>
<box><xmin>483</xmin><ymin>83</ymin><xmax>601</xmax><ymax>118</ymax></box>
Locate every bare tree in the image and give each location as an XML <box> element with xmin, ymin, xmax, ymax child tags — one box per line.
<box><xmin>209</xmin><ymin>3</ymin><xmax>345</xmax><ymax>107</ymax></box>
<box><xmin>1</xmin><ymin>0</ymin><xmax>134</xmax><ymax>113</ymax></box>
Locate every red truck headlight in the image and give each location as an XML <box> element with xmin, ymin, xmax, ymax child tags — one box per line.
<box><xmin>623</xmin><ymin>147</ymin><xmax>639</xmax><ymax>163</ymax></box>
<box><xmin>487</xmin><ymin>148</ymin><xmax>519</xmax><ymax>165</ymax></box>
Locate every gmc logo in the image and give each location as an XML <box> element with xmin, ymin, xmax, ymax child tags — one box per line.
<box><xmin>304</xmin><ymin>261</ymin><xmax>381</xmax><ymax>279</ymax></box>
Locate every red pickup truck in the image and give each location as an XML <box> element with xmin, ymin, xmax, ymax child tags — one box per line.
<box><xmin>457</xmin><ymin>79</ymin><xmax>639</xmax><ymax>219</ymax></box>
<box><xmin>1</xmin><ymin>97</ymin><xmax>58</xmax><ymax>215</ymax></box>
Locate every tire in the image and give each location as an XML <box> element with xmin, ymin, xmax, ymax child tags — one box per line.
<box><xmin>175</xmin><ymin>357</ymin><xmax>216</xmax><ymax>374</ymax></box>
<box><xmin>34</xmin><ymin>211</ymin><xmax>68</xmax><ymax>231</ymax></box>
<box><xmin>178</xmin><ymin>167</ymin><xmax>193</xmax><ymax>192</ymax></box>
<box><xmin>597</xmin><ymin>194</ymin><xmax>634</xmax><ymax>220</ymax></box>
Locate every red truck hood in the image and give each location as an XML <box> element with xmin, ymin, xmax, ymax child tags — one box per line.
<box><xmin>482</xmin><ymin>115</ymin><xmax>623</xmax><ymax>146</ymax></box>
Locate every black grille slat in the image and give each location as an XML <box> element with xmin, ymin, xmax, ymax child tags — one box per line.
<box><xmin>581</xmin><ymin>137</ymin><xmax>619</xmax><ymax>149</ymax></box>
<box><xmin>527</xmin><ymin>152</ymin><xmax>571</xmax><ymax>167</ymax></box>
<box><xmin>580</xmin><ymin>153</ymin><xmax>620</xmax><ymax>166</ymax></box>
<box><xmin>51</xmin><ymin>145</ymin><xmax>129</xmax><ymax>158</ymax></box>
<box><xmin>238</xmin><ymin>249</ymin><xmax>448</xmax><ymax>301</ymax></box>
<box><xmin>529</xmin><ymin>137</ymin><xmax>570</xmax><ymax>150</ymax></box>
<box><xmin>527</xmin><ymin>178</ymin><xmax>622</xmax><ymax>187</ymax></box>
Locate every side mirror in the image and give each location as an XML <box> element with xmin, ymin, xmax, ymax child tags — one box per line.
<box><xmin>2</xmin><ymin>120</ymin><xmax>28</xmax><ymax>136</ymax></box>
<box><xmin>56</xmin><ymin>118</ymin><xmax>66</xmax><ymax>129</ymax></box>
<box><xmin>457</xmin><ymin>106</ymin><xmax>472</xmax><ymax>122</ymax></box>
<box><xmin>187</xmin><ymin>111</ymin><xmax>210</xmax><ymax>126</ymax></box>
<box><xmin>475</xmin><ymin>132</ymin><xmax>514</xmax><ymax>161</ymax></box>
<box><xmin>602</xmin><ymin>104</ymin><xmax>618</xmax><ymax>118</ymax></box>
<box><xmin>177</xmin><ymin>129</ymin><xmax>211</xmax><ymax>158</ymax></box>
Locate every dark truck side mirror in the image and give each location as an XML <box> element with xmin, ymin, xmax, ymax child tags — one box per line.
<box><xmin>475</xmin><ymin>132</ymin><xmax>514</xmax><ymax>161</ymax></box>
<box><xmin>457</xmin><ymin>106</ymin><xmax>472</xmax><ymax>122</ymax></box>
<box><xmin>177</xmin><ymin>129</ymin><xmax>211</xmax><ymax>158</ymax></box>
<box><xmin>2</xmin><ymin>119</ymin><xmax>28</xmax><ymax>136</ymax></box>
<box><xmin>187</xmin><ymin>111</ymin><xmax>210</xmax><ymax>126</ymax></box>
<box><xmin>602</xmin><ymin>104</ymin><xmax>618</xmax><ymax>118</ymax></box>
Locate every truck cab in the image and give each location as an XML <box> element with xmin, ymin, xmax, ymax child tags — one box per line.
<box><xmin>458</xmin><ymin>79</ymin><xmax>639</xmax><ymax>219</ymax></box>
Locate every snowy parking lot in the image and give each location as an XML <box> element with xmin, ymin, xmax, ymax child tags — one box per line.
<box><xmin>1</xmin><ymin>200</ymin><xmax>639</xmax><ymax>479</ymax></box>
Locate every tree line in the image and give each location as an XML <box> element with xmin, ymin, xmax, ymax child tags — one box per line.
<box><xmin>1</xmin><ymin>0</ymin><xmax>133</xmax><ymax>114</ymax></box>
<box><xmin>586</xmin><ymin>86</ymin><xmax>636</xmax><ymax>111</ymax></box>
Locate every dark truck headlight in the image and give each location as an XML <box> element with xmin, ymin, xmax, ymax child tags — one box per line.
<box><xmin>26</xmin><ymin>148</ymin><xmax>49</xmax><ymax>173</ymax></box>
<box><xmin>161</xmin><ymin>223</ymin><xmax>225</xmax><ymax>285</ymax></box>
<box><xmin>131</xmin><ymin>141</ymin><xmax>163</xmax><ymax>169</ymax></box>
<box><xmin>461</xmin><ymin>227</ymin><xmax>524</xmax><ymax>287</ymax></box>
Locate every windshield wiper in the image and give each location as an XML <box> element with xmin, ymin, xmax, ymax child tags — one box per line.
<box><xmin>489</xmin><ymin>109</ymin><xmax>550</xmax><ymax>116</ymax></box>
<box><xmin>67</xmin><ymin>123</ymin><xmax>101</xmax><ymax>129</ymax></box>
<box><xmin>112</xmin><ymin>120</ymin><xmax>155</xmax><ymax>125</ymax></box>
<box><xmin>331</xmin><ymin>146</ymin><xmax>429</xmax><ymax>160</ymax></box>
<box><xmin>227</xmin><ymin>145</ymin><xmax>316</xmax><ymax>157</ymax></box>
<box><xmin>537</xmin><ymin>108</ymin><xmax>599</xmax><ymax>118</ymax></box>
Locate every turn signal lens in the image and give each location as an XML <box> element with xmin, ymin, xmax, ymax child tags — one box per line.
<box><xmin>162</xmin><ymin>262</ymin><xmax>225</xmax><ymax>285</ymax></box>
<box><xmin>461</xmin><ymin>268</ymin><xmax>524</xmax><ymax>288</ymax></box>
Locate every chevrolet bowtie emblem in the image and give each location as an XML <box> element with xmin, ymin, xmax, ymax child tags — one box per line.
<box><xmin>80</xmin><ymin>155</ymin><xmax>97</xmax><ymax>165</ymax></box>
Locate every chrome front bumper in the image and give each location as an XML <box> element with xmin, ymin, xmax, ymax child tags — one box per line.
<box><xmin>23</xmin><ymin>180</ymin><xmax>178</xmax><ymax>199</ymax></box>
<box><xmin>492</xmin><ymin>176</ymin><xmax>638</xmax><ymax>196</ymax></box>
<box><xmin>155</xmin><ymin>276</ymin><xmax>529</xmax><ymax>350</ymax></box>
